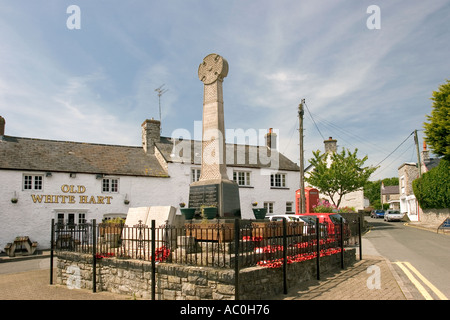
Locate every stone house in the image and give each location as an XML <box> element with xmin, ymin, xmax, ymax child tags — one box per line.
<box><xmin>398</xmin><ymin>162</ymin><xmax>420</xmax><ymax>221</ymax></box>
<box><xmin>398</xmin><ymin>142</ymin><xmax>442</xmax><ymax>222</ymax></box>
<box><xmin>380</xmin><ymin>184</ymin><xmax>400</xmax><ymax>210</ymax></box>
<box><xmin>0</xmin><ymin>116</ymin><xmax>299</xmax><ymax>251</ymax></box>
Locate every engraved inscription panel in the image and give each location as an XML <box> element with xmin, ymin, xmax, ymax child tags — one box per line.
<box><xmin>188</xmin><ymin>185</ymin><xmax>219</xmax><ymax>212</ymax></box>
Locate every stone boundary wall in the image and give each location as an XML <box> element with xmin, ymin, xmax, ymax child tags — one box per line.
<box><xmin>56</xmin><ymin>248</ymin><xmax>356</xmax><ymax>300</ymax></box>
<box><xmin>420</xmin><ymin>208</ymin><xmax>450</xmax><ymax>227</ymax></box>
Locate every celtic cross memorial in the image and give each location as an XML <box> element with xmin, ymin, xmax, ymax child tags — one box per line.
<box><xmin>188</xmin><ymin>53</ymin><xmax>241</xmax><ymax>219</ymax></box>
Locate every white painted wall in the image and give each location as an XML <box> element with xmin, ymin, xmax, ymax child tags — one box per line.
<box><xmin>1</xmin><ymin>164</ymin><xmax>299</xmax><ymax>251</ymax></box>
<box><xmin>0</xmin><ymin>170</ymin><xmax>174</xmax><ymax>251</ymax></box>
<box><xmin>232</xmin><ymin>168</ymin><xmax>299</xmax><ymax>218</ymax></box>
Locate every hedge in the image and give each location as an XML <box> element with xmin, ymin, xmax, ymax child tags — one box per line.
<box><xmin>412</xmin><ymin>159</ymin><xmax>450</xmax><ymax>209</ymax></box>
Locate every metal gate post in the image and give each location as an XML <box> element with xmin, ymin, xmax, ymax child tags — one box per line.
<box><xmin>151</xmin><ymin>220</ymin><xmax>156</xmax><ymax>300</ymax></box>
<box><xmin>358</xmin><ymin>216</ymin><xmax>362</xmax><ymax>260</ymax></box>
<box><xmin>316</xmin><ymin>217</ymin><xmax>320</xmax><ymax>280</ymax></box>
<box><xmin>92</xmin><ymin>219</ymin><xmax>97</xmax><ymax>293</ymax></box>
<box><xmin>50</xmin><ymin>219</ymin><xmax>54</xmax><ymax>285</ymax></box>
<box><xmin>282</xmin><ymin>218</ymin><xmax>288</xmax><ymax>294</ymax></box>
<box><xmin>340</xmin><ymin>217</ymin><xmax>344</xmax><ymax>269</ymax></box>
<box><xmin>234</xmin><ymin>218</ymin><xmax>240</xmax><ymax>300</ymax></box>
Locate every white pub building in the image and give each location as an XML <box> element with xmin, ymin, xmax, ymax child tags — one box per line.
<box><xmin>0</xmin><ymin>116</ymin><xmax>300</xmax><ymax>251</ymax></box>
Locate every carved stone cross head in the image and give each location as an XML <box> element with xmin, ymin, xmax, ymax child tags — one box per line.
<box><xmin>198</xmin><ymin>54</ymin><xmax>228</xmax><ymax>85</ymax></box>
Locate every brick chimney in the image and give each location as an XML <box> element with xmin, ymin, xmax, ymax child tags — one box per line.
<box><xmin>265</xmin><ymin>128</ymin><xmax>277</xmax><ymax>150</ymax></box>
<box><xmin>324</xmin><ymin>137</ymin><xmax>337</xmax><ymax>153</ymax></box>
<box><xmin>141</xmin><ymin>119</ymin><xmax>160</xmax><ymax>154</ymax></box>
<box><xmin>421</xmin><ymin>141</ymin><xmax>430</xmax><ymax>163</ymax></box>
<box><xmin>0</xmin><ymin>116</ymin><xmax>5</xmax><ymax>136</ymax></box>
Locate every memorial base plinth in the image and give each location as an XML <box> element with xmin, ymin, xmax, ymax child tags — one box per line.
<box><xmin>188</xmin><ymin>179</ymin><xmax>241</xmax><ymax>219</ymax></box>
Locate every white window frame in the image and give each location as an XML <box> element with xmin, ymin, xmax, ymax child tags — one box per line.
<box><xmin>270</xmin><ymin>173</ymin><xmax>286</xmax><ymax>188</ymax></box>
<box><xmin>191</xmin><ymin>168</ymin><xmax>201</xmax><ymax>183</ymax></box>
<box><xmin>23</xmin><ymin>174</ymin><xmax>43</xmax><ymax>191</ymax></box>
<box><xmin>55</xmin><ymin>210</ymin><xmax>88</xmax><ymax>228</ymax></box>
<box><xmin>286</xmin><ymin>202</ymin><xmax>294</xmax><ymax>213</ymax></box>
<box><xmin>233</xmin><ymin>170</ymin><xmax>251</xmax><ymax>186</ymax></box>
<box><xmin>264</xmin><ymin>202</ymin><xmax>274</xmax><ymax>214</ymax></box>
<box><xmin>102</xmin><ymin>177</ymin><xmax>119</xmax><ymax>193</ymax></box>
<box><xmin>400</xmin><ymin>176</ymin><xmax>405</xmax><ymax>195</ymax></box>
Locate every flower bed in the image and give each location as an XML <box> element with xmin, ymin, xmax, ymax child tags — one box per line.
<box><xmin>243</xmin><ymin>236</ymin><xmax>343</xmax><ymax>269</ymax></box>
<box><xmin>256</xmin><ymin>247</ymin><xmax>343</xmax><ymax>268</ymax></box>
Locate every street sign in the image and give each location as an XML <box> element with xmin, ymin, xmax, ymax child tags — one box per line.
<box><xmin>437</xmin><ymin>217</ymin><xmax>450</xmax><ymax>233</ymax></box>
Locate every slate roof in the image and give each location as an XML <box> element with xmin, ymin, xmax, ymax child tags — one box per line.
<box><xmin>156</xmin><ymin>137</ymin><xmax>300</xmax><ymax>171</ymax></box>
<box><xmin>0</xmin><ymin>135</ymin><xmax>169</xmax><ymax>177</ymax></box>
<box><xmin>381</xmin><ymin>185</ymin><xmax>399</xmax><ymax>195</ymax></box>
<box><xmin>424</xmin><ymin>158</ymin><xmax>441</xmax><ymax>171</ymax></box>
<box><xmin>0</xmin><ymin>134</ymin><xmax>299</xmax><ymax>177</ymax></box>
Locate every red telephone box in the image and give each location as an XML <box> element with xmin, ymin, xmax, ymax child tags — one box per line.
<box><xmin>295</xmin><ymin>187</ymin><xmax>319</xmax><ymax>214</ymax></box>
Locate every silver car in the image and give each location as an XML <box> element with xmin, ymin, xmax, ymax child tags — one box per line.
<box><xmin>384</xmin><ymin>210</ymin><xmax>404</xmax><ymax>222</ymax></box>
<box><xmin>268</xmin><ymin>214</ymin><xmax>315</xmax><ymax>234</ymax></box>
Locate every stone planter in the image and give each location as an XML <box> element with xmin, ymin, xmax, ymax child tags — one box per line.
<box><xmin>99</xmin><ymin>224</ymin><xmax>123</xmax><ymax>236</ymax></box>
<box><xmin>202</xmin><ymin>207</ymin><xmax>218</xmax><ymax>219</ymax></box>
<box><xmin>180</xmin><ymin>208</ymin><xmax>196</xmax><ymax>220</ymax></box>
<box><xmin>185</xmin><ymin>222</ymin><xmax>235</xmax><ymax>242</ymax></box>
<box><xmin>252</xmin><ymin>208</ymin><xmax>267</xmax><ymax>219</ymax></box>
<box><xmin>105</xmin><ymin>233</ymin><xmax>120</xmax><ymax>248</ymax></box>
<box><xmin>251</xmin><ymin>221</ymin><xmax>304</xmax><ymax>239</ymax></box>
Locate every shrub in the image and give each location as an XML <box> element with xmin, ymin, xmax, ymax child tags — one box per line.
<box><xmin>313</xmin><ymin>199</ymin><xmax>337</xmax><ymax>213</ymax></box>
<box><xmin>338</xmin><ymin>206</ymin><xmax>356</xmax><ymax>213</ymax></box>
<box><xmin>413</xmin><ymin>159</ymin><xmax>450</xmax><ymax>209</ymax></box>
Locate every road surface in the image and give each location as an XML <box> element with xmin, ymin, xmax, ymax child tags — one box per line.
<box><xmin>364</xmin><ymin>218</ymin><xmax>450</xmax><ymax>300</ymax></box>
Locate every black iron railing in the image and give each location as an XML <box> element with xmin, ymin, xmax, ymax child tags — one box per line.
<box><xmin>50</xmin><ymin>217</ymin><xmax>362</xmax><ymax>298</ymax></box>
<box><xmin>51</xmin><ymin>217</ymin><xmax>361</xmax><ymax>269</ymax></box>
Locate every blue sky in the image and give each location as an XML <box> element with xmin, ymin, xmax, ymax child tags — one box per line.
<box><xmin>1</xmin><ymin>1</ymin><xmax>449</xmax><ymax>180</ymax></box>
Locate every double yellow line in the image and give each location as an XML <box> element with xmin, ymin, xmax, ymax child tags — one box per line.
<box><xmin>394</xmin><ymin>262</ymin><xmax>448</xmax><ymax>300</ymax></box>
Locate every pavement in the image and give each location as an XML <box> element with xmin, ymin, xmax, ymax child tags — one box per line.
<box><xmin>275</xmin><ymin>221</ymin><xmax>448</xmax><ymax>301</ymax></box>
<box><xmin>0</xmin><ymin>221</ymin><xmax>443</xmax><ymax>301</ymax></box>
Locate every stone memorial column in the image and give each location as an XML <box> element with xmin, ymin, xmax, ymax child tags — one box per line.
<box><xmin>188</xmin><ymin>54</ymin><xmax>241</xmax><ymax>219</ymax></box>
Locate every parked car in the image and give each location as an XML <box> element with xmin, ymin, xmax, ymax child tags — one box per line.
<box><xmin>267</xmin><ymin>214</ymin><xmax>315</xmax><ymax>234</ymax></box>
<box><xmin>384</xmin><ymin>210</ymin><xmax>404</xmax><ymax>222</ymax></box>
<box><xmin>297</xmin><ymin>213</ymin><xmax>349</xmax><ymax>238</ymax></box>
<box><xmin>370</xmin><ymin>209</ymin><xmax>385</xmax><ymax>219</ymax></box>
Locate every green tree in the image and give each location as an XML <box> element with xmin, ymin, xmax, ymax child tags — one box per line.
<box><xmin>306</xmin><ymin>148</ymin><xmax>378</xmax><ymax>208</ymax></box>
<box><xmin>424</xmin><ymin>79</ymin><xmax>450</xmax><ymax>160</ymax></box>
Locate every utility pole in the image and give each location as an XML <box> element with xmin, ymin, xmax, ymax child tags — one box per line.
<box><xmin>298</xmin><ymin>99</ymin><xmax>306</xmax><ymax>214</ymax></box>
<box><xmin>414</xmin><ymin>129</ymin><xmax>422</xmax><ymax>177</ymax></box>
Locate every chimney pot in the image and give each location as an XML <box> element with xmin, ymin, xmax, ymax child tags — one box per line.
<box><xmin>265</xmin><ymin>128</ymin><xmax>277</xmax><ymax>150</ymax></box>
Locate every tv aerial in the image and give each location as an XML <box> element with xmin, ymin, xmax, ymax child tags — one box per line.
<box><xmin>155</xmin><ymin>84</ymin><xmax>169</xmax><ymax>123</ymax></box>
